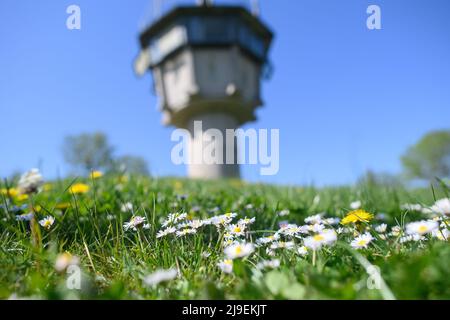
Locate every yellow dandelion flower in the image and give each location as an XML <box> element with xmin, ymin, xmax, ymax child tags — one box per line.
<box><xmin>341</xmin><ymin>209</ymin><xmax>374</xmax><ymax>225</ymax></box>
<box><xmin>90</xmin><ymin>171</ymin><xmax>103</xmax><ymax>179</ymax></box>
<box><xmin>174</xmin><ymin>181</ymin><xmax>183</xmax><ymax>190</ymax></box>
<box><xmin>43</xmin><ymin>183</ymin><xmax>53</xmax><ymax>191</ymax></box>
<box><xmin>55</xmin><ymin>202</ymin><xmax>71</xmax><ymax>210</ymax></box>
<box><xmin>1</xmin><ymin>188</ymin><xmax>18</xmax><ymax>197</ymax></box>
<box><xmin>69</xmin><ymin>183</ymin><xmax>90</xmax><ymax>194</ymax></box>
<box><xmin>15</xmin><ymin>194</ymin><xmax>29</xmax><ymax>202</ymax></box>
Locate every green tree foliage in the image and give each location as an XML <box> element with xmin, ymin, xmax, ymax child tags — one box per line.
<box><xmin>401</xmin><ymin>130</ymin><xmax>450</xmax><ymax>181</ymax></box>
<box><xmin>63</xmin><ymin>132</ymin><xmax>114</xmax><ymax>174</ymax></box>
<box><xmin>114</xmin><ymin>155</ymin><xmax>150</xmax><ymax>176</ymax></box>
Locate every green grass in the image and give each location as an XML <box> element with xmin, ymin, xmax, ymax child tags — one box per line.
<box><xmin>0</xmin><ymin>175</ymin><xmax>449</xmax><ymax>300</ymax></box>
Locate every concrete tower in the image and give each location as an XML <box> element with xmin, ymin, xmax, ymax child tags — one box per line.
<box><xmin>135</xmin><ymin>1</ymin><xmax>273</xmax><ymax>179</ymax></box>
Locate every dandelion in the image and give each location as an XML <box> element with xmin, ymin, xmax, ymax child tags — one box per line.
<box><xmin>18</xmin><ymin>169</ymin><xmax>44</xmax><ymax>195</ymax></box>
<box><xmin>217</xmin><ymin>259</ymin><xmax>233</xmax><ymax>274</ymax></box>
<box><xmin>55</xmin><ymin>253</ymin><xmax>79</xmax><ymax>273</ymax></box>
<box><xmin>90</xmin><ymin>171</ymin><xmax>103</xmax><ymax>179</ymax></box>
<box><xmin>350</xmin><ymin>233</ymin><xmax>374</xmax><ymax>249</ymax></box>
<box><xmin>39</xmin><ymin>216</ymin><xmax>55</xmax><ymax>230</ymax></box>
<box><xmin>1</xmin><ymin>188</ymin><xmax>18</xmax><ymax>197</ymax></box>
<box><xmin>303</xmin><ymin>229</ymin><xmax>337</xmax><ymax>250</ymax></box>
<box><xmin>69</xmin><ymin>183</ymin><xmax>90</xmax><ymax>194</ymax></box>
<box><xmin>144</xmin><ymin>268</ymin><xmax>178</xmax><ymax>287</ymax></box>
<box><xmin>224</xmin><ymin>242</ymin><xmax>254</xmax><ymax>259</ymax></box>
<box><xmin>123</xmin><ymin>216</ymin><xmax>147</xmax><ymax>231</ymax></box>
<box><xmin>406</xmin><ymin>220</ymin><xmax>438</xmax><ymax>235</ymax></box>
<box><xmin>341</xmin><ymin>210</ymin><xmax>374</xmax><ymax>225</ymax></box>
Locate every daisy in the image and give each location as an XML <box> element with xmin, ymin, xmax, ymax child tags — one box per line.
<box><xmin>304</xmin><ymin>213</ymin><xmax>323</xmax><ymax>225</ymax></box>
<box><xmin>227</xmin><ymin>224</ymin><xmax>246</xmax><ymax>237</ymax></box>
<box><xmin>238</xmin><ymin>217</ymin><xmax>256</xmax><ymax>226</ymax></box>
<box><xmin>162</xmin><ymin>212</ymin><xmax>187</xmax><ymax>227</ymax></box>
<box><xmin>324</xmin><ymin>217</ymin><xmax>340</xmax><ymax>225</ymax></box>
<box><xmin>278</xmin><ymin>209</ymin><xmax>290</xmax><ymax>217</ymax></box>
<box><xmin>399</xmin><ymin>234</ymin><xmax>424</xmax><ymax>243</ymax></box>
<box><xmin>341</xmin><ymin>210</ymin><xmax>373</xmax><ymax>225</ymax></box>
<box><xmin>400</xmin><ymin>203</ymin><xmax>423</xmax><ymax>212</ymax></box>
<box><xmin>256</xmin><ymin>234</ymin><xmax>280</xmax><ymax>245</ymax></box>
<box><xmin>55</xmin><ymin>253</ymin><xmax>79</xmax><ymax>273</ymax></box>
<box><xmin>217</xmin><ymin>259</ymin><xmax>233</xmax><ymax>274</ymax></box>
<box><xmin>426</xmin><ymin>198</ymin><xmax>450</xmax><ymax>216</ymax></box>
<box><xmin>120</xmin><ymin>202</ymin><xmax>133</xmax><ymax>213</ymax></box>
<box><xmin>176</xmin><ymin>228</ymin><xmax>197</xmax><ymax>237</ymax></box>
<box><xmin>406</xmin><ymin>220</ymin><xmax>439</xmax><ymax>235</ymax></box>
<box><xmin>256</xmin><ymin>259</ymin><xmax>280</xmax><ymax>270</ymax></box>
<box><xmin>156</xmin><ymin>227</ymin><xmax>177</xmax><ymax>238</ymax></box>
<box><xmin>350</xmin><ymin>233</ymin><xmax>374</xmax><ymax>249</ymax></box>
<box><xmin>297</xmin><ymin>246</ymin><xmax>308</xmax><ymax>256</ymax></box>
<box><xmin>39</xmin><ymin>216</ymin><xmax>55</xmax><ymax>230</ymax></box>
<box><xmin>224</xmin><ymin>242</ymin><xmax>254</xmax><ymax>259</ymax></box>
<box><xmin>123</xmin><ymin>216</ymin><xmax>147</xmax><ymax>231</ymax></box>
<box><xmin>389</xmin><ymin>225</ymin><xmax>402</xmax><ymax>237</ymax></box>
<box><xmin>432</xmin><ymin>228</ymin><xmax>449</xmax><ymax>241</ymax></box>
<box><xmin>18</xmin><ymin>169</ymin><xmax>44</xmax><ymax>195</ymax></box>
<box><xmin>350</xmin><ymin>201</ymin><xmax>362</xmax><ymax>210</ymax></box>
<box><xmin>144</xmin><ymin>268</ymin><xmax>178</xmax><ymax>287</ymax></box>
<box><xmin>303</xmin><ymin>229</ymin><xmax>337</xmax><ymax>250</ymax></box>
<box><xmin>375</xmin><ymin>223</ymin><xmax>388</xmax><ymax>233</ymax></box>
<box><xmin>270</xmin><ymin>241</ymin><xmax>295</xmax><ymax>250</ymax></box>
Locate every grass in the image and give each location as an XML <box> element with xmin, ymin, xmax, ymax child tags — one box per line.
<box><xmin>0</xmin><ymin>174</ymin><xmax>449</xmax><ymax>300</ymax></box>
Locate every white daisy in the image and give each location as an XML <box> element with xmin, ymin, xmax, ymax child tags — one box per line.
<box><xmin>303</xmin><ymin>229</ymin><xmax>337</xmax><ymax>250</ymax></box>
<box><xmin>426</xmin><ymin>198</ymin><xmax>450</xmax><ymax>216</ymax></box>
<box><xmin>224</xmin><ymin>242</ymin><xmax>254</xmax><ymax>259</ymax></box>
<box><xmin>144</xmin><ymin>268</ymin><xmax>178</xmax><ymax>287</ymax></box>
<box><xmin>156</xmin><ymin>227</ymin><xmax>177</xmax><ymax>238</ymax></box>
<box><xmin>406</xmin><ymin>220</ymin><xmax>439</xmax><ymax>235</ymax></box>
<box><xmin>350</xmin><ymin>233</ymin><xmax>374</xmax><ymax>249</ymax></box>
<box><xmin>227</xmin><ymin>224</ymin><xmax>246</xmax><ymax>237</ymax></box>
<box><xmin>256</xmin><ymin>259</ymin><xmax>280</xmax><ymax>270</ymax></box>
<box><xmin>176</xmin><ymin>228</ymin><xmax>197</xmax><ymax>237</ymax></box>
<box><xmin>400</xmin><ymin>203</ymin><xmax>423</xmax><ymax>212</ymax></box>
<box><xmin>238</xmin><ymin>217</ymin><xmax>256</xmax><ymax>225</ymax></box>
<box><xmin>39</xmin><ymin>216</ymin><xmax>55</xmax><ymax>230</ymax></box>
<box><xmin>305</xmin><ymin>213</ymin><xmax>323</xmax><ymax>225</ymax></box>
<box><xmin>120</xmin><ymin>202</ymin><xmax>133</xmax><ymax>213</ymax></box>
<box><xmin>431</xmin><ymin>228</ymin><xmax>449</xmax><ymax>241</ymax></box>
<box><xmin>123</xmin><ymin>216</ymin><xmax>147</xmax><ymax>231</ymax></box>
<box><xmin>278</xmin><ymin>210</ymin><xmax>290</xmax><ymax>217</ymax></box>
<box><xmin>297</xmin><ymin>246</ymin><xmax>308</xmax><ymax>256</ymax></box>
<box><xmin>270</xmin><ymin>241</ymin><xmax>295</xmax><ymax>250</ymax></box>
<box><xmin>217</xmin><ymin>259</ymin><xmax>233</xmax><ymax>274</ymax></box>
<box><xmin>350</xmin><ymin>201</ymin><xmax>362</xmax><ymax>210</ymax></box>
<box><xmin>375</xmin><ymin>223</ymin><xmax>388</xmax><ymax>233</ymax></box>
<box><xmin>256</xmin><ymin>234</ymin><xmax>280</xmax><ymax>245</ymax></box>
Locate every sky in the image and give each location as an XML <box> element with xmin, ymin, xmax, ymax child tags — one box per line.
<box><xmin>0</xmin><ymin>0</ymin><xmax>449</xmax><ymax>186</ymax></box>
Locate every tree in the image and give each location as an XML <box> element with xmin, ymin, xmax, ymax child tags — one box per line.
<box><xmin>63</xmin><ymin>132</ymin><xmax>114</xmax><ymax>174</ymax></box>
<box><xmin>401</xmin><ymin>130</ymin><xmax>450</xmax><ymax>181</ymax></box>
<box><xmin>114</xmin><ymin>155</ymin><xmax>150</xmax><ymax>176</ymax></box>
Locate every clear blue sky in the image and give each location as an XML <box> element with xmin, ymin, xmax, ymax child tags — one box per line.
<box><xmin>1</xmin><ymin>0</ymin><xmax>449</xmax><ymax>186</ymax></box>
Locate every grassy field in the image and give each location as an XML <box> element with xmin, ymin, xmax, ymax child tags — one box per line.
<box><xmin>1</xmin><ymin>172</ymin><xmax>449</xmax><ymax>300</ymax></box>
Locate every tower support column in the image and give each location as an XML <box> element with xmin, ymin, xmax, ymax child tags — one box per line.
<box><xmin>186</xmin><ymin>112</ymin><xmax>240</xmax><ymax>179</ymax></box>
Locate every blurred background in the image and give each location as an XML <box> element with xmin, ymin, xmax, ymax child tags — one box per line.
<box><xmin>0</xmin><ymin>0</ymin><xmax>449</xmax><ymax>186</ymax></box>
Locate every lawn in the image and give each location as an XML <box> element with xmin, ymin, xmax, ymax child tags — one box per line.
<box><xmin>1</xmin><ymin>171</ymin><xmax>449</xmax><ymax>300</ymax></box>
